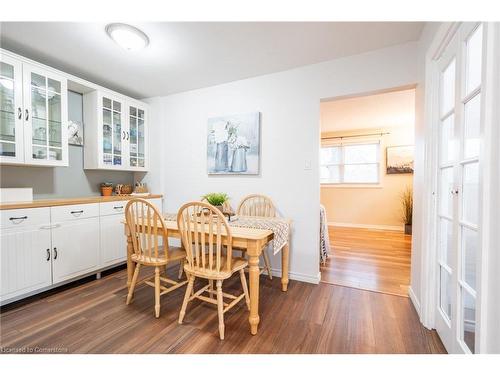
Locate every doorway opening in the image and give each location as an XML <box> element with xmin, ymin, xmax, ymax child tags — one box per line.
<box><xmin>319</xmin><ymin>87</ymin><xmax>416</xmax><ymax>297</ymax></box>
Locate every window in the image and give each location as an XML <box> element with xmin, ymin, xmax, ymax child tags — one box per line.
<box><xmin>320</xmin><ymin>141</ymin><xmax>380</xmax><ymax>184</ymax></box>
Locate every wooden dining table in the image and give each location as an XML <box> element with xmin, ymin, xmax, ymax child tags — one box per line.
<box><xmin>124</xmin><ymin>216</ymin><xmax>291</xmax><ymax>335</ymax></box>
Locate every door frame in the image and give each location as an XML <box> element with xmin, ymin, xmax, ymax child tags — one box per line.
<box><xmin>419</xmin><ymin>22</ymin><xmax>500</xmax><ymax>354</ymax></box>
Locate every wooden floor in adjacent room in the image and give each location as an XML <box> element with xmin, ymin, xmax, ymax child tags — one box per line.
<box><xmin>0</xmin><ymin>264</ymin><xmax>445</xmax><ymax>354</ymax></box>
<box><xmin>321</xmin><ymin>226</ymin><xmax>412</xmax><ymax>297</ymax></box>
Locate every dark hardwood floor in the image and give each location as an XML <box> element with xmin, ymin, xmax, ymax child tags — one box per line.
<box><xmin>0</xmin><ymin>264</ymin><xmax>445</xmax><ymax>354</ymax></box>
<box><xmin>321</xmin><ymin>226</ymin><xmax>411</xmax><ymax>296</ymax></box>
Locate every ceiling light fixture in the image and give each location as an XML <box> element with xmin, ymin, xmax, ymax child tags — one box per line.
<box><xmin>105</xmin><ymin>23</ymin><xmax>149</xmax><ymax>51</ymax></box>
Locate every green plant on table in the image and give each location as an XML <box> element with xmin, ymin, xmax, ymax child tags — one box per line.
<box><xmin>202</xmin><ymin>192</ymin><xmax>229</xmax><ymax>206</ymax></box>
<box><xmin>100</xmin><ymin>182</ymin><xmax>113</xmax><ymax>188</ymax></box>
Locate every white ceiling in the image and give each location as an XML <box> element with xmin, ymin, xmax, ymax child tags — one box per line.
<box><xmin>0</xmin><ymin>22</ymin><xmax>425</xmax><ymax>99</ymax></box>
<box><xmin>320</xmin><ymin>88</ymin><xmax>416</xmax><ymax>133</ymax></box>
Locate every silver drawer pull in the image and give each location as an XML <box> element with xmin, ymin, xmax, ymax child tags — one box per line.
<box><xmin>40</xmin><ymin>224</ymin><xmax>61</xmax><ymax>230</ymax></box>
<box><xmin>70</xmin><ymin>210</ymin><xmax>84</xmax><ymax>216</ymax></box>
<box><xmin>113</xmin><ymin>206</ymin><xmax>123</xmax><ymax>209</ymax></box>
<box><xmin>9</xmin><ymin>216</ymin><xmax>27</xmax><ymax>224</ymax></box>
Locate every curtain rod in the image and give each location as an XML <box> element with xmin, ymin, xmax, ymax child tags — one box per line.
<box><xmin>321</xmin><ymin>131</ymin><xmax>390</xmax><ymax>140</ymax></box>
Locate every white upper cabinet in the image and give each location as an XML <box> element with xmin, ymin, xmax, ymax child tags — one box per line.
<box><xmin>0</xmin><ymin>55</ymin><xmax>24</xmax><ymax>164</ymax></box>
<box><xmin>84</xmin><ymin>90</ymin><xmax>148</xmax><ymax>171</ymax></box>
<box><xmin>0</xmin><ymin>52</ymin><xmax>68</xmax><ymax>167</ymax></box>
<box><xmin>23</xmin><ymin>63</ymin><xmax>68</xmax><ymax>166</ymax></box>
<box><xmin>126</xmin><ymin>100</ymin><xmax>148</xmax><ymax>170</ymax></box>
<box><xmin>1</xmin><ymin>48</ymin><xmax>148</xmax><ymax>170</ymax></box>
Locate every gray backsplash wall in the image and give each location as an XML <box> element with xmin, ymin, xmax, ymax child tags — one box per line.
<box><xmin>0</xmin><ymin>91</ymin><xmax>135</xmax><ymax>199</ymax></box>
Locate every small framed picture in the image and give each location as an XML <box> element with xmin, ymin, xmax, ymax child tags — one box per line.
<box><xmin>68</xmin><ymin>120</ymin><xmax>84</xmax><ymax>146</ymax></box>
<box><xmin>386</xmin><ymin>145</ymin><xmax>414</xmax><ymax>174</ymax></box>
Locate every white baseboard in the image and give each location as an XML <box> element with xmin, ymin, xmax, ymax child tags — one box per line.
<box><xmin>408</xmin><ymin>286</ymin><xmax>421</xmax><ymax>319</ymax></box>
<box><xmin>173</xmin><ymin>259</ymin><xmax>321</xmax><ymax>286</ymax></box>
<box><xmin>268</xmin><ymin>268</ymin><xmax>321</xmax><ymax>285</ymax></box>
<box><xmin>328</xmin><ymin>222</ymin><xmax>404</xmax><ymax>232</ymax></box>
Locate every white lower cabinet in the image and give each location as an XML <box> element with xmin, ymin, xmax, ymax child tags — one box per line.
<box><xmin>99</xmin><ymin>198</ymin><xmax>162</xmax><ymax>268</ymax></box>
<box><xmin>100</xmin><ymin>214</ymin><xmax>127</xmax><ymax>267</ymax></box>
<box><xmin>0</xmin><ymin>197</ymin><xmax>163</xmax><ymax>305</ymax></box>
<box><xmin>0</xmin><ymin>214</ymin><xmax>52</xmax><ymax>302</ymax></box>
<box><xmin>51</xmin><ymin>217</ymin><xmax>100</xmax><ymax>284</ymax></box>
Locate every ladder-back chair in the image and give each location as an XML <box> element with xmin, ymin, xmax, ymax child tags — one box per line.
<box><xmin>236</xmin><ymin>194</ymin><xmax>276</xmax><ymax>279</ymax></box>
<box><xmin>177</xmin><ymin>201</ymin><xmax>250</xmax><ymax>340</ymax></box>
<box><xmin>125</xmin><ymin>198</ymin><xmax>187</xmax><ymax>318</ymax></box>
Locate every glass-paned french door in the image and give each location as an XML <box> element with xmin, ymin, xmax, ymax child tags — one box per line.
<box><xmin>435</xmin><ymin>23</ymin><xmax>484</xmax><ymax>354</ymax></box>
<box><xmin>0</xmin><ymin>55</ymin><xmax>23</xmax><ymax>162</ymax></box>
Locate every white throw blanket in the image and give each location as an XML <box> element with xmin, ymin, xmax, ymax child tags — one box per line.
<box><xmin>320</xmin><ymin>205</ymin><xmax>331</xmax><ymax>264</ymax></box>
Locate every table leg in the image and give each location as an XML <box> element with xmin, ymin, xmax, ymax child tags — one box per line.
<box><xmin>248</xmin><ymin>250</ymin><xmax>260</xmax><ymax>335</ymax></box>
<box><xmin>126</xmin><ymin>226</ymin><xmax>135</xmax><ymax>288</ymax></box>
<box><xmin>281</xmin><ymin>242</ymin><xmax>290</xmax><ymax>292</ymax></box>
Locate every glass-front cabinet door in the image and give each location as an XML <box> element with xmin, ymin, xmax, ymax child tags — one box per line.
<box><xmin>0</xmin><ymin>54</ymin><xmax>24</xmax><ymax>163</ymax></box>
<box><xmin>127</xmin><ymin>101</ymin><xmax>147</xmax><ymax>170</ymax></box>
<box><xmin>23</xmin><ymin>63</ymin><xmax>68</xmax><ymax>166</ymax></box>
<box><xmin>100</xmin><ymin>93</ymin><xmax>127</xmax><ymax>168</ymax></box>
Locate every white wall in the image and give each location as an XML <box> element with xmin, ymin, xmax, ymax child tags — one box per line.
<box><xmin>143</xmin><ymin>42</ymin><xmax>419</xmax><ymax>284</ymax></box>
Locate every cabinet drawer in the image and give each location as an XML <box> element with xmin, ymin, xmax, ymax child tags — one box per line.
<box><xmin>100</xmin><ymin>198</ymin><xmax>162</xmax><ymax>216</ymax></box>
<box><xmin>51</xmin><ymin>203</ymin><xmax>99</xmax><ymax>222</ymax></box>
<box><xmin>0</xmin><ymin>208</ymin><xmax>50</xmax><ymax>229</ymax></box>
<box><xmin>100</xmin><ymin>201</ymin><xmax>128</xmax><ymax>216</ymax></box>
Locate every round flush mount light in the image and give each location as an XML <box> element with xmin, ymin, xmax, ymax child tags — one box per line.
<box><xmin>105</xmin><ymin>23</ymin><xmax>149</xmax><ymax>51</ymax></box>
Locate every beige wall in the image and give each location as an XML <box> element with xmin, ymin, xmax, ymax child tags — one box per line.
<box><xmin>320</xmin><ymin>89</ymin><xmax>415</xmax><ymax>229</ymax></box>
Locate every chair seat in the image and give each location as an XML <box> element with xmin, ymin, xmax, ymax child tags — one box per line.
<box><xmin>131</xmin><ymin>246</ymin><xmax>186</xmax><ymax>266</ymax></box>
<box><xmin>184</xmin><ymin>256</ymin><xmax>248</xmax><ymax>280</ymax></box>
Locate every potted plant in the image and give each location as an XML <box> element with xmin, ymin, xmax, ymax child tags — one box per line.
<box><xmin>202</xmin><ymin>192</ymin><xmax>229</xmax><ymax>213</ymax></box>
<box><xmin>401</xmin><ymin>186</ymin><xmax>413</xmax><ymax>235</ymax></box>
<box><xmin>100</xmin><ymin>182</ymin><xmax>114</xmax><ymax>197</ymax></box>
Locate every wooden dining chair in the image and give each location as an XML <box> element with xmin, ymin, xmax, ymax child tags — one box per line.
<box><xmin>125</xmin><ymin>198</ymin><xmax>187</xmax><ymax>318</ymax></box>
<box><xmin>236</xmin><ymin>194</ymin><xmax>276</xmax><ymax>279</ymax></box>
<box><xmin>177</xmin><ymin>201</ymin><xmax>250</xmax><ymax>340</ymax></box>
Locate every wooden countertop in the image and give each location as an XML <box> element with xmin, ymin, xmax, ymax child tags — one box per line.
<box><xmin>0</xmin><ymin>194</ymin><xmax>163</xmax><ymax>210</ymax></box>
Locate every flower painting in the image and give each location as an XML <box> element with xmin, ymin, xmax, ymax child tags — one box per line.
<box><xmin>207</xmin><ymin>112</ymin><xmax>260</xmax><ymax>174</ymax></box>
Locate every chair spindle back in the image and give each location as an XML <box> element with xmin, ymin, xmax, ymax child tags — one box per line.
<box><xmin>237</xmin><ymin>194</ymin><xmax>276</xmax><ymax>217</ymax></box>
<box><xmin>125</xmin><ymin>198</ymin><xmax>169</xmax><ymax>262</ymax></box>
<box><xmin>177</xmin><ymin>202</ymin><xmax>233</xmax><ymax>275</ymax></box>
